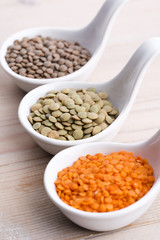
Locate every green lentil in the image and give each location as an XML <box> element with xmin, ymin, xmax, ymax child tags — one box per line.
<box><xmin>74</xmin><ymin>97</ymin><xmax>83</xmax><ymax>105</ymax></box>
<box><xmin>72</xmin><ymin>115</ymin><xmax>81</xmax><ymax>121</ymax></box>
<box><xmin>41</xmin><ymin>114</ymin><xmax>46</xmax><ymax>120</ymax></box>
<box><xmin>106</xmin><ymin>115</ymin><xmax>114</xmax><ymax>124</ymax></box>
<box><xmin>103</xmin><ymin>100</ymin><xmax>112</xmax><ymax>106</ymax></box>
<box><xmin>65</xmin><ymin>126</ymin><xmax>72</xmax><ymax>131</ymax></box>
<box><xmin>41</xmin><ymin>127</ymin><xmax>51</xmax><ymax>136</ymax></box>
<box><xmin>74</xmin><ymin>120</ymin><xmax>84</xmax><ymax>125</ymax></box>
<box><xmin>43</xmin><ymin>99</ymin><xmax>55</xmax><ymax>105</ymax></box>
<box><xmin>43</xmin><ymin>105</ymin><xmax>50</xmax><ymax>114</ymax></box>
<box><xmin>60</xmin><ymin>106</ymin><xmax>69</xmax><ymax>113</ymax></box>
<box><xmin>60</xmin><ymin>113</ymin><xmax>71</xmax><ymax>121</ymax></box>
<box><xmin>57</xmin><ymin>136</ymin><xmax>67</xmax><ymax>141</ymax></box>
<box><xmin>52</xmin><ymin>110</ymin><xmax>62</xmax><ymax>117</ymax></box>
<box><xmin>33</xmin><ymin>117</ymin><xmax>42</xmax><ymax>122</ymax></box>
<box><xmin>63</xmin><ymin>99</ymin><xmax>75</xmax><ymax>109</ymax></box>
<box><xmin>66</xmin><ymin>135</ymin><xmax>75</xmax><ymax>141</ymax></box>
<box><xmin>55</xmin><ymin>122</ymin><xmax>64</xmax><ymax>129</ymax></box>
<box><xmin>28</xmin><ymin>115</ymin><xmax>33</xmax><ymax>124</ymax></box>
<box><xmin>58</xmin><ymin>130</ymin><xmax>67</xmax><ymax>135</ymax></box>
<box><xmin>31</xmin><ymin>103</ymin><xmax>42</xmax><ymax>112</ymax></box>
<box><xmin>33</xmin><ymin>122</ymin><xmax>41</xmax><ymax>130</ymax></box>
<box><xmin>48</xmin><ymin>130</ymin><xmax>59</xmax><ymax>139</ymax></box>
<box><xmin>103</xmin><ymin>105</ymin><xmax>112</xmax><ymax>112</ymax></box>
<box><xmin>87</xmin><ymin>87</ymin><xmax>97</xmax><ymax>93</ymax></box>
<box><xmin>34</xmin><ymin>110</ymin><xmax>41</xmax><ymax>117</ymax></box>
<box><xmin>49</xmin><ymin>103</ymin><xmax>60</xmax><ymax>111</ymax></box>
<box><xmin>72</xmin><ymin>124</ymin><xmax>82</xmax><ymax>130</ymax></box>
<box><xmin>84</xmin><ymin>127</ymin><xmax>93</xmax><ymax>134</ymax></box>
<box><xmin>92</xmin><ymin>125</ymin><xmax>102</xmax><ymax>135</ymax></box>
<box><xmin>49</xmin><ymin>115</ymin><xmax>57</xmax><ymax>123</ymax></box>
<box><xmin>73</xmin><ymin>129</ymin><xmax>83</xmax><ymax>140</ymax></box>
<box><xmin>62</xmin><ymin>122</ymin><xmax>71</xmax><ymax>126</ymax></box>
<box><xmin>83</xmin><ymin>134</ymin><xmax>91</xmax><ymax>139</ymax></box>
<box><xmin>109</xmin><ymin>108</ymin><xmax>119</xmax><ymax>115</ymax></box>
<box><xmin>98</xmin><ymin>92</ymin><xmax>108</xmax><ymax>100</ymax></box>
<box><xmin>78</xmin><ymin>111</ymin><xmax>87</xmax><ymax>119</ymax></box>
<box><xmin>82</xmin><ymin>118</ymin><xmax>92</xmax><ymax>124</ymax></box>
<box><xmin>82</xmin><ymin>103</ymin><xmax>90</xmax><ymax>112</ymax></box>
<box><xmin>28</xmin><ymin>88</ymin><xmax>118</xmax><ymax>141</ymax></box>
<box><xmin>87</xmin><ymin>112</ymin><xmax>98</xmax><ymax>120</ymax></box>
<box><xmin>75</xmin><ymin>105</ymin><xmax>86</xmax><ymax>113</ymax></box>
<box><xmin>89</xmin><ymin>104</ymin><xmax>99</xmax><ymax>113</ymax></box>
<box><xmin>43</xmin><ymin>120</ymin><xmax>53</xmax><ymax>127</ymax></box>
<box><xmin>83</xmin><ymin>123</ymin><xmax>93</xmax><ymax>128</ymax></box>
<box><xmin>70</xmin><ymin>109</ymin><xmax>77</xmax><ymax>115</ymax></box>
<box><xmin>95</xmin><ymin>113</ymin><xmax>106</xmax><ymax>124</ymax></box>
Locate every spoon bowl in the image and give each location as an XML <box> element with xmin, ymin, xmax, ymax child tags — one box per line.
<box><xmin>18</xmin><ymin>38</ymin><xmax>160</xmax><ymax>155</ymax></box>
<box><xmin>44</xmin><ymin>130</ymin><xmax>160</xmax><ymax>231</ymax></box>
<box><xmin>0</xmin><ymin>0</ymin><xmax>129</xmax><ymax>92</ymax></box>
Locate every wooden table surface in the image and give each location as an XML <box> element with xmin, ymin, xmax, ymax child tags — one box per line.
<box><xmin>0</xmin><ymin>0</ymin><xmax>160</xmax><ymax>239</ymax></box>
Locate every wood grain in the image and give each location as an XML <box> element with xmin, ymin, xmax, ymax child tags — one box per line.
<box><xmin>0</xmin><ymin>0</ymin><xmax>160</xmax><ymax>239</ymax></box>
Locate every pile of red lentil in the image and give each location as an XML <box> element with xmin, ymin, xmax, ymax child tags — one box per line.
<box><xmin>55</xmin><ymin>151</ymin><xmax>154</xmax><ymax>212</ymax></box>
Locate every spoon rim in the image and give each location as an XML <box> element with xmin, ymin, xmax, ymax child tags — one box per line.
<box><xmin>18</xmin><ymin>81</ymin><xmax>123</xmax><ymax>146</ymax></box>
<box><xmin>0</xmin><ymin>26</ymin><xmax>96</xmax><ymax>84</ymax></box>
<box><xmin>44</xmin><ymin>140</ymin><xmax>160</xmax><ymax>218</ymax></box>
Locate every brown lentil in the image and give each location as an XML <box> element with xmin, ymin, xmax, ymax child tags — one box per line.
<box><xmin>5</xmin><ymin>36</ymin><xmax>91</xmax><ymax>79</ymax></box>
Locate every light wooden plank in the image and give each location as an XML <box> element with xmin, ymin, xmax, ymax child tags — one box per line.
<box><xmin>0</xmin><ymin>0</ymin><xmax>160</xmax><ymax>239</ymax></box>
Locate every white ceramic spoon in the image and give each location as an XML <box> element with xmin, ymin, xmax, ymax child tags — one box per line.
<box><xmin>0</xmin><ymin>0</ymin><xmax>129</xmax><ymax>92</ymax></box>
<box><xmin>44</xmin><ymin>130</ymin><xmax>160</xmax><ymax>231</ymax></box>
<box><xmin>18</xmin><ymin>38</ymin><xmax>160</xmax><ymax>155</ymax></box>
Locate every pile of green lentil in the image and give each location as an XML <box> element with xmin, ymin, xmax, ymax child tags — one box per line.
<box><xmin>28</xmin><ymin>88</ymin><xmax>119</xmax><ymax>141</ymax></box>
<box><xmin>5</xmin><ymin>35</ymin><xmax>91</xmax><ymax>79</ymax></box>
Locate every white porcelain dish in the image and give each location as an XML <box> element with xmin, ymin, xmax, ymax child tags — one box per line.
<box><xmin>0</xmin><ymin>0</ymin><xmax>129</xmax><ymax>92</ymax></box>
<box><xmin>18</xmin><ymin>38</ymin><xmax>160</xmax><ymax>155</ymax></box>
<box><xmin>44</xmin><ymin>130</ymin><xmax>160</xmax><ymax>231</ymax></box>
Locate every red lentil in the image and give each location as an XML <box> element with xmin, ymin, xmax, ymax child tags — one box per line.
<box><xmin>55</xmin><ymin>151</ymin><xmax>155</xmax><ymax>212</ymax></box>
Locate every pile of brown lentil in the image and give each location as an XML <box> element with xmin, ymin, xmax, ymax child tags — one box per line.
<box><xmin>5</xmin><ymin>35</ymin><xmax>91</xmax><ymax>79</ymax></box>
<box><xmin>28</xmin><ymin>87</ymin><xmax>119</xmax><ymax>141</ymax></box>
<box><xmin>55</xmin><ymin>151</ymin><xmax>155</xmax><ymax>212</ymax></box>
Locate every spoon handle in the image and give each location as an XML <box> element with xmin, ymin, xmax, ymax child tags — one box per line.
<box><xmin>146</xmin><ymin>129</ymin><xmax>160</xmax><ymax>145</ymax></box>
<box><xmin>84</xmin><ymin>0</ymin><xmax>129</xmax><ymax>50</ymax></box>
<box><xmin>113</xmin><ymin>38</ymin><xmax>160</xmax><ymax>108</ymax></box>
